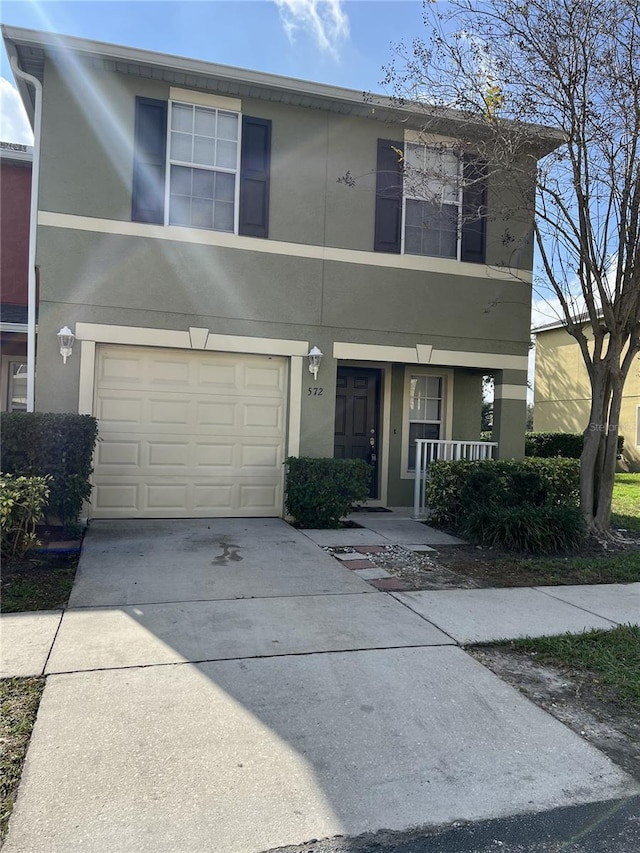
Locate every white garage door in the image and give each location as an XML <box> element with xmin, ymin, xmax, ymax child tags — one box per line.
<box><xmin>92</xmin><ymin>345</ymin><xmax>288</xmax><ymax>518</ymax></box>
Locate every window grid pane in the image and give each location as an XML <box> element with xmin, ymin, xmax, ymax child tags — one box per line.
<box><xmin>404</xmin><ymin>144</ymin><xmax>460</xmax><ymax>259</ymax></box>
<box><xmin>408</xmin><ymin>373</ymin><xmax>444</xmax><ymax>470</ymax></box>
<box><xmin>168</xmin><ymin>101</ymin><xmax>239</xmax><ymax>232</ymax></box>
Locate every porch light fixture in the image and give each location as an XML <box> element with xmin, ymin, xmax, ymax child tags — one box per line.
<box><xmin>308</xmin><ymin>346</ymin><xmax>323</xmax><ymax>381</ymax></box>
<box><xmin>57</xmin><ymin>326</ymin><xmax>75</xmax><ymax>364</ymax></box>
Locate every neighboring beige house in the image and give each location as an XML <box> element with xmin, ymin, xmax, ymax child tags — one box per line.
<box><xmin>3</xmin><ymin>26</ymin><xmax>557</xmax><ymax>518</ymax></box>
<box><xmin>534</xmin><ymin>321</ymin><xmax>640</xmax><ymax>472</ymax></box>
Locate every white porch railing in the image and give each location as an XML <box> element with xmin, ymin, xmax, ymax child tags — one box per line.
<box><xmin>412</xmin><ymin>439</ymin><xmax>498</xmax><ymax>519</ymax></box>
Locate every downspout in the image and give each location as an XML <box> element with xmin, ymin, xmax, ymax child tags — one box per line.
<box><xmin>10</xmin><ymin>56</ymin><xmax>42</xmax><ymax>413</ymax></box>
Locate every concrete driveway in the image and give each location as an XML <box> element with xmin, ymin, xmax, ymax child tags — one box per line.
<box><xmin>4</xmin><ymin>519</ymin><xmax>638</xmax><ymax>853</ymax></box>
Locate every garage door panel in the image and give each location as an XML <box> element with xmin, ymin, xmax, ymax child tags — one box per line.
<box><xmin>96</xmin><ymin>394</ymin><xmax>143</xmax><ymax>424</ymax></box>
<box><xmin>147</xmin><ymin>441</ymin><xmax>190</xmax><ymax>468</ymax></box>
<box><xmin>93</xmin><ymin>346</ymin><xmax>287</xmax><ymax>518</ymax></box>
<box><xmin>148</xmin><ymin>398</ymin><xmax>191</xmax><ymax>425</ymax></box>
<box><xmin>96</xmin><ymin>440</ymin><xmax>141</xmax><ymax>468</ymax></box>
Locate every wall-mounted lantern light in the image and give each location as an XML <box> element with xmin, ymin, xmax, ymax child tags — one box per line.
<box><xmin>308</xmin><ymin>346</ymin><xmax>323</xmax><ymax>381</ymax></box>
<box><xmin>57</xmin><ymin>326</ymin><xmax>75</xmax><ymax>364</ymax></box>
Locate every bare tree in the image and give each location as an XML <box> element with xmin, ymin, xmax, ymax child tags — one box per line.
<box><xmin>381</xmin><ymin>0</ymin><xmax>640</xmax><ymax>535</ymax></box>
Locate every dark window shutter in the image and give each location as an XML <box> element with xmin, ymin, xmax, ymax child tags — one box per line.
<box><xmin>374</xmin><ymin>139</ymin><xmax>404</xmax><ymax>253</ymax></box>
<box><xmin>132</xmin><ymin>97</ymin><xmax>167</xmax><ymax>224</ymax></box>
<box><xmin>239</xmin><ymin>116</ymin><xmax>271</xmax><ymax>238</ymax></box>
<box><xmin>461</xmin><ymin>157</ymin><xmax>488</xmax><ymax>264</ymax></box>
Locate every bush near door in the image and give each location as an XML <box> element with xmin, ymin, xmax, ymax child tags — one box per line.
<box><xmin>426</xmin><ymin>458</ymin><xmax>583</xmax><ymax>553</ymax></box>
<box><xmin>285</xmin><ymin>457</ymin><xmax>372</xmax><ymax>529</ymax></box>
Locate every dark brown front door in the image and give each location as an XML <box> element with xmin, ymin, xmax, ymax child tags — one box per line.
<box><xmin>334</xmin><ymin>366</ymin><xmax>380</xmax><ymax>498</ymax></box>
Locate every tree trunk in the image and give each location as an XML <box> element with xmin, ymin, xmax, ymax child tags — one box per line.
<box><xmin>593</xmin><ymin>377</ymin><xmax>623</xmax><ymax>532</ymax></box>
<box><xmin>580</xmin><ymin>366</ymin><xmax>608</xmax><ymax>530</ymax></box>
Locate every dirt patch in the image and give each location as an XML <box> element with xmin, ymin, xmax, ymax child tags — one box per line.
<box><xmin>470</xmin><ymin>646</ymin><xmax>640</xmax><ymax>781</ymax></box>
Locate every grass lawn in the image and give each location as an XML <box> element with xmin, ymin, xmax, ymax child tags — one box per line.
<box><xmin>453</xmin><ymin>550</ymin><xmax>640</xmax><ymax>587</ymax></box>
<box><xmin>509</xmin><ymin>624</ymin><xmax>640</xmax><ymax>714</ymax></box>
<box><xmin>611</xmin><ymin>473</ymin><xmax>640</xmax><ymax>533</ymax></box>
<box><xmin>0</xmin><ymin>553</ymin><xmax>77</xmax><ymax>614</ymax></box>
<box><xmin>0</xmin><ymin>678</ymin><xmax>45</xmax><ymax>842</ymax></box>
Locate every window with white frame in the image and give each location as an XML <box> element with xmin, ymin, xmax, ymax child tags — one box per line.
<box><xmin>7</xmin><ymin>360</ymin><xmax>27</xmax><ymax>412</ymax></box>
<box><xmin>168</xmin><ymin>102</ymin><xmax>239</xmax><ymax>232</ymax></box>
<box><xmin>407</xmin><ymin>374</ymin><xmax>443</xmax><ymax>470</ymax></box>
<box><xmin>403</xmin><ymin>144</ymin><xmax>461</xmax><ymax>259</ymax></box>
<box><xmin>636</xmin><ymin>404</ymin><xmax>640</xmax><ymax>446</ymax></box>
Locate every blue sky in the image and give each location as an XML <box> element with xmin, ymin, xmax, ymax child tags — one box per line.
<box><xmin>1</xmin><ymin>0</ymin><xmax>429</xmax><ymax>143</ymax></box>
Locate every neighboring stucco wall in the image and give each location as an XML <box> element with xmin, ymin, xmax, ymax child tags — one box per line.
<box><xmin>535</xmin><ymin>327</ymin><xmax>640</xmax><ymax>472</ymax></box>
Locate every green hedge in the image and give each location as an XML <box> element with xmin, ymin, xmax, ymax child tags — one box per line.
<box><xmin>1</xmin><ymin>413</ymin><xmax>99</xmax><ymax>525</ymax></box>
<box><xmin>285</xmin><ymin>457</ymin><xmax>372</xmax><ymax>529</ymax></box>
<box><xmin>525</xmin><ymin>432</ymin><xmax>624</xmax><ymax>458</ymax></box>
<box><xmin>426</xmin><ymin>458</ymin><xmax>581</xmax><ymax>528</ymax></box>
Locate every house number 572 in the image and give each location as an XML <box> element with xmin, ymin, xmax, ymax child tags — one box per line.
<box><xmin>308</xmin><ymin>387</ymin><xmax>324</xmax><ymax>396</ymax></box>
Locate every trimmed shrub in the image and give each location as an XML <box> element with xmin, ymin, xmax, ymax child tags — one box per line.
<box><xmin>285</xmin><ymin>457</ymin><xmax>372</xmax><ymax>528</ymax></box>
<box><xmin>1</xmin><ymin>413</ymin><xmax>99</xmax><ymax>525</ymax></box>
<box><xmin>0</xmin><ymin>473</ymin><xmax>51</xmax><ymax>556</ymax></box>
<box><xmin>525</xmin><ymin>431</ymin><xmax>624</xmax><ymax>459</ymax></box>
<box><xmin>461</xmin><ymin>505</ymin><xmax>586</xmax><ymax>553</ymax></box>
<box><xmin>426</xmin><ymin>458</ymin><xmax>580</xmax><ymax>528</ymax></box>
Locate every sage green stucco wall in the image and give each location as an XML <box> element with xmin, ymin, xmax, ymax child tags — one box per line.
<box><xmin>37</xmin><ymin>56</ymin><xmax>535</xmax><ymax>263</ymax></box>
<box><xmin>451</xmin><ymin>371</ymin><xmax>483</xmax><ymax>440</ymax></box>
<box><xmin>33</xmin><ymin>51</ymin><xmax>534</xmax><ymax>504</ymax></box>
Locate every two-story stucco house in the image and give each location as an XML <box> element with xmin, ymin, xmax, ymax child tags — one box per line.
<box><xmin>2</xmin><ymin>26</ymin><xmax>553</xmax><ymax>519</ymax></box>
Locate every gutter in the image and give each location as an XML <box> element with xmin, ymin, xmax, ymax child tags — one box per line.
<box><xmin>10</xmin><ymin>56</ymin><xmax>41</xmax><ymax>413</ymax></box>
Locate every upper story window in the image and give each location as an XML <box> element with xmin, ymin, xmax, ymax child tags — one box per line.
<box><xmin>168</xmin><ymin>103</ymin><xmax>240</xmax><ymax>232</ymax></box>
<box><xmin>403</xmin><ymin>144</ymin><xmax>461</xmax><ymax>260</ymax></box>
<box><xmin>374</xmin><ymin>138</ymin><xmax>487</xmax><ymax>263</ymax></box>
<box><xmin>132</xmin><ymin>93</ymin><xmax>271</xmax><ymax>238</ymax></box>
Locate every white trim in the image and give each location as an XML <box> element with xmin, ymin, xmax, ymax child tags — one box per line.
<box><xmin>401</xmin><ymin>367</ymin><xmax>454</xmax><ymax>479</ymax></box>
<box><xmin>494</xmin><ymin>383</ymin><xmax>528</xmax><ymax>401</ymax></box>
<box><xmin>78</xmin><ymin>340</ymin><xmax>96</xmax><ymax>415</ymax></box>
<box><xmin>169</xmin><ymin>87</ymin><xmax>241</xmax><ymax>112</ymax></box>
<box><xmin>206</xmin><ymin>334</ymin><xmax>309</xmax><ymax>356</ymax></box>
<box><xmin>333</xmin><ymin>343</ymin><xmax>419</xmax><ymax>363</ymax></box>
<box><xmin>0</xmin><ymin>322</ymin><xmax>29</xmax><ymax>333</ymax></box>
<box><xmin>288</xmin><ymin>356</ymin><xmax>303</xmax><ymax>458</ymax></box>
<box><xmin>430</xmin><ymin>349</ymin><xmax>528</xmax><ymax>371</ymax></box>
<box><xmin>333</xmin><ymin>341</ymin><xmax>528</xmax><ymax>372</ymax></box>
<box><xmin>404</xmin><ymin>129</ymin><xmax>461</xmax><ymax>146</ymax></box>
<box><xmin>188</xmin><ymin>327</ymin><xmax>209</xmax><ymax>349</ymax></box>
<box><xmin>75</xmin><ymin>323</ymin><xmax>190</xmax><ymax>348</ymax></box>
<box><xmin>74</xmin><ymin>322</ymin><xmax>309</xmax><ymax>356</ymax></box>
<box><xmin>37</xmin><ymin>212</ymin><xmax>532</xmax><ymax>282</ymax></box>
<box><xmin>636</xmin><ymin>404</ymin><xmax>640</xmax><ymax>447</ymax></box>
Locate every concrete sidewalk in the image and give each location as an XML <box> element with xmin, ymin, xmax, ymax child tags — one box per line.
<box><xmin>2</xmin><ymin>518</ymin><xmax>638</xmax><ymax>853</ymax></box>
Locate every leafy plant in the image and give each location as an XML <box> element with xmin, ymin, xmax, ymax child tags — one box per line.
<box><xmin>462</xmin><ymin>505</ymin><xmax>586</xmax><ymax>554</ymax></box>
<box><xmin>1</xmin><ymin>413</ymin><xmax>99</xmax><ymax>525</ymax></box>
<box><xmin>0</xmin><ymin>474</ymin><xmax>51</xmax><ymax>557</ymax></box>
<box><xmin>285</xmin><ymin>457</ymin><xmax>372</xmax><ymax>528</ymax></box>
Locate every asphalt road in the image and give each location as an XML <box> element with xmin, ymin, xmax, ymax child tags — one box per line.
<box><xmin>265</xmin><ymin>796</ymin><xmax>640</xmax><ymax>853</ymax></box>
